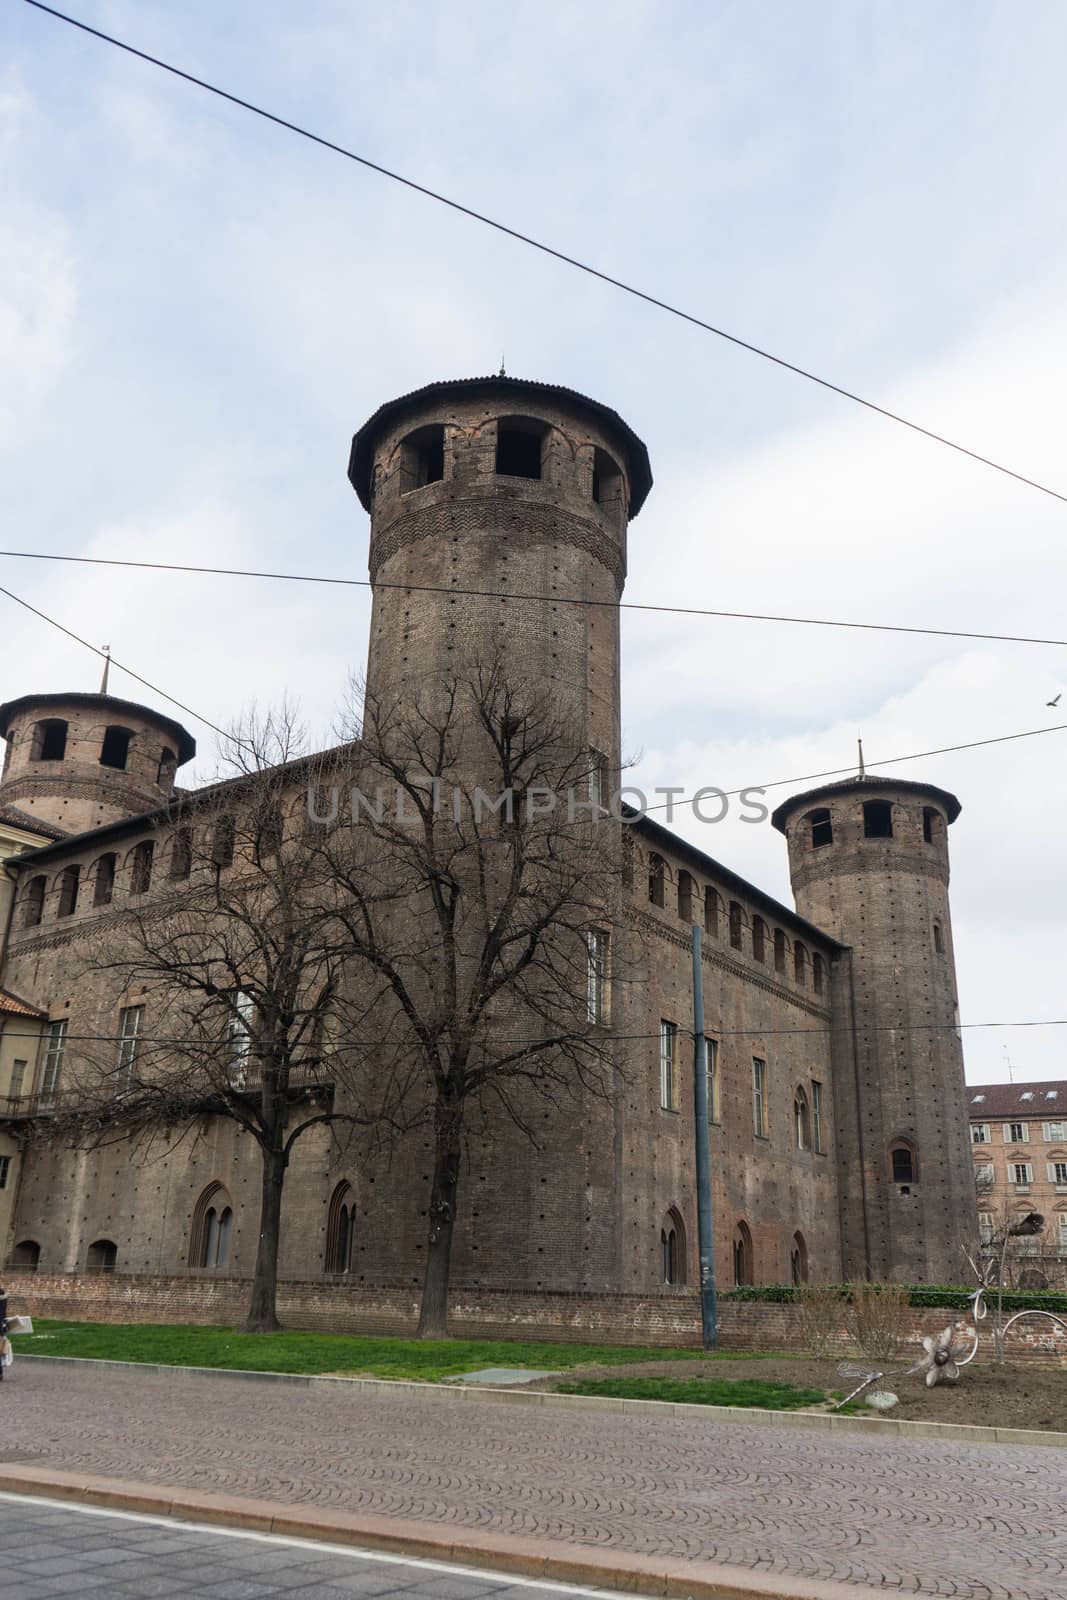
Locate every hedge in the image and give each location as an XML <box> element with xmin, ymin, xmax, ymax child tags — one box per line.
<box><xmin>719</xmin><ymin>1283</ymin><xmax>1067</xmax><ymax>1315</ymax></box>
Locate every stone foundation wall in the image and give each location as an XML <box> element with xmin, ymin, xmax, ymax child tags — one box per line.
<box><xmin>7</xmin><ymin>1271</ymin><xmax>1067</xmax><ymax>1366</ymax></box>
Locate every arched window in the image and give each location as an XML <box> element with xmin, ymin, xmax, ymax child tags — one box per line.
<box><xmin>495</xmin><ymin>416</ymin><xmax>547</xmax><ymax>480</ymax></box>
<box><xmin>933</xmin><ymin>921</ymin><xmax>944</xmax><ymax>954</ymax></box>
<box><xmin>677</xmin><ymin>870</ymin><xmax>694</xmax><ymax>922</ymax></box>
<box><xmin>791</xmin><ymin>1232</ymin><xmax>809</xmax><ymax>1285</ymax></box>
<box><xmin>213</xmin><ymin>816</ymin><xmax>236</xmax><ymax>869</ymax></box>
<box><xmin>794</xmin><ymin>1086</ymin><xmax>811</xmax><ymax>1150</ymax></box>
<box><xmin>732</xmin><ymin>1221</ymin><xmax>753</xmax><ymax>1287</ymax></box>
<box><xmin>660</xmin><ymin>1208</ymin><xmax>686</xmax><ymax>1285</ymax></box>
<box><xmin>812</xmin><ymin>953</ymin><xmax>825</xmax><ymax>995</ymax></box>
<box><xmin>32</xmin><ymin>719</ymin><xmax>67</xmax><ymax>761</ymax></box>
<box><xmin>190</xmin><ymin>1183</ymin><xmax>235</xmax><ymax>1269</ymax></box>
<box><xmin>399</xmin><ymin>423</ymin><xmax>445</xmax><ymax>492</ymax></box>
<box><xmin>57</xmin><ymin>864</ymin><xmax>80</xmax><ymax>918</ymax></box>
<box><xmin>773</xmin><ymin>928</ymin><xmax>786</xmax><ymax>974</ymax></box>
<box><xmin>794</xmin><ymin>941</ymin><xmax>808</xmax><ymax>985</ymax></box>
<box><xmin>325</xmin><ymin>1181</ymin><xmax>355</xmax><ymax>1274</ymax></box>
<box><xmin>648</xmin><ymin>853</ymin><xmax>665</xmax><ymax>908</ymax></box>
<box><xmin>890</xmin><ymin>1140</ymin><xmax>917</xmax><ymax>1186</ymax></box>
<box><xmin>729</xmin><ymin>900</ymin><xmax>743</xmax><ymax>950</ymax></box>
<box><xmin>130</xmin><ymin>840</ymin><xmax>154</xmax><ymax>895</ymax></box>
<box><xmin>922</xmin><ymin>807</ymin><xmax>942</xmax><ymax>845</ymax></box>
<box><xmin>92</xmin><ymin>852</ymin><xmax>117</xmax><ymax>907</ymax></box>
<box><xmin>592</xmin><ymin>447</ymin><xmax>622</xmax><ymax>509</ymax></box>
<box><xmin>23</xmin><ymin>875</ymin><xmax>46</xmax><ymax>928</ymax></box>
<box><xmin>863</xmin><ymin>799</ymin><xmax>893</xmax><ymax>838</ymax></box>
<box><xmin>170</xmin><ymin>828</ymin><xmax>192</xmax><ymax>880</ymax></box>
<box><xmin>752</xmin><ymin>916</ymin><xmax>766</xmax><ymax>962</ymax></box>
<box><xmin>255</xmin><ymin>803</ymin><xmax>283</xmax><ymax>862</ymax></box>
<box><xmin>86</xmin><ymin>1239</ymin><xmax>117</xmax><ymax>1272</ymax></box>
<box><xmin>100</xmin><ymin>725</ymin><xmax>133</xmax><ymax>770</ymax></box>
<box><xmin>157</xmin><ymin>747</ymin><xmax>177</xmax><ymax>786</ymax></box>
<box><xmin>808</xmin><ymin>808</ymin><xmax>833</xmax><ymax>848</ymax></box>
<box><xmin>10</xmin><ymin>1240</ymin><xmax>40</xmax><ymax>1270</ymax></box>
<box><xmin>704</xmin><ymin>886</ymin><xmax>719</xmax><ymax>938</ymax></box>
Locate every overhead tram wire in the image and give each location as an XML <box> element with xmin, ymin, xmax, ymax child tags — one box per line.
<box><xmin>4</xmin><ymin>549</ymin><xmax>1067</xmax><ymax>650</ymax></box>
<box><xmin>3</xmin><ymin>580</ymin><xmax>1067</xmax><ymax>817</ymax></box>
<box><xmin>20</xmin><ymin>0</ymin><xmax>1067</xmax><ymax>511</ymax></box>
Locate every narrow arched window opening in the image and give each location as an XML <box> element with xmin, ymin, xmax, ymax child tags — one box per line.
<box><xmin>794</xmin><ymin>942</ymin><xmax>808</xmax><ymax>985</ymax></box>
<box><xmin>648</xmin><ymin>853</ymin><xmax>665</xmax><ymax>908</ymax></box>
<box><xmin>809</xmin><ymin>808</ymin><xmax>832</xmax><ymax>847</ymax></box>
<box><xmin>23</xmin><ymin>875</ymin><xmax>46</xmax><ymax>928</ymax></box>
<box><xmin>495</xmin><ymin>417</ymin><xmax>547</xmax><ymax>480</ymax></box>
<box><xmin>32</xmin><ymin>720</ymin><xmax>67</xmax><ymax>761</ymax></box>
<box><xmin>661</xmin><ymin>1208</ymin><xmax>686</xmax><ymax>1285</ymax></box>
<box><xmin>729</xmin><ymin>900</ymin><xmax>743</xmax><ymax>950</ymax></box>
<box><xmin>677</xmin><ymin>870</ymin><xmax>693</xmax><ymax>922</ymax></box>
<box><xmin>100</xmin><ymin>725</ymin><xmax>133</xmax><ymax>770</ymax></box>
<box><xmin>157</xmin><ymin>747</ymin><xmax>177</xmax><ymax>785</ymax></box>
<box><xmin>92</xmin><ymin>852</ymin><xmax>116</xmax><ymax>907</ymax></box>
<box><xmin>933</xmin><ymin>921</ymin><xmax>944</xmax><ymax>954</ymax></box>
<box><xmin>863</xmin><ymin>799</ymin><xmax>893</xmax><ymax>838</ymax></box>
<box><xmin>130</xmin><ymin>840</ymin><xmax>154</xmax><ymax>895</ymax></box>
<box><xmin>890</xmin><ymin>1141</ymin><xmax>917</xmax><ymax>1186</ymax></box>
<box><xmin>812</xmin><ymin>953</ymin><xmax>825</xmax><ymax>995</ymax></box>
<box><xmin>326</xmin><ymin>1181</ymin><xmax>355</xmax><ymax>1274</ymax></box>
<box><xmin>57</xmin><ymin>864</ymin><xmax>80</xmax><ymax>918</ymax></box>
<box><xmin>170</xmin><ymin>828</ymin><xmax>192</xmax><ymax>880</ymax></box>
<box><xmin>191</xmin><ymin>1183</ymin><xmax>234</xmax><ymax>1269</ymax></box>
<box><xmin>791</xmin><ymin>1232</ymin><xmax>808</xmax><ymax>1284</ymax></box>
<box><xmin>732</xmin><ymin>1222</ymin><xmax>753</xmax><ymax>1287</ymax></box>
<box><xmin>752</xmin><ymin>916</ymin><xmax>766</xmax><ymax>962</ymax></box>
<box><xmin>704</xmin><ymin>886</ymin><xmax>719</xmax><ymax>938</ymax></box>
<box><xmin>592</xmin><ymin>447</ymin><xmax>622</xmax><ymax>507</ymax></box>
<box><xmin>773</xmin><ymin>928</ymin><xmax>786</xmax><ymax>973</ymax></box>
<box><xmin>400</xmin><ymin>423</ymin><xmax>445</xmax><ymax>492</ymax></box>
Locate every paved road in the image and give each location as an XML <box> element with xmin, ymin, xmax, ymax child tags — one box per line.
<box><xmin>1</xmin><ymin>1362</ymin><xmax>1065</xmax><ymax>1599</ymax></box>
<box><xmin>0</xmin><ymin>1495</ymin><xmax>610</xmax><ymax>1600</ymax></box>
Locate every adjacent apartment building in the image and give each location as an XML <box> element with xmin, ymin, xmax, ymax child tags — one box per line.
<box><xmin>969</xmin><ymin>1080</ymin><xmax>1067</xmax><ymax>1287</ymax></box>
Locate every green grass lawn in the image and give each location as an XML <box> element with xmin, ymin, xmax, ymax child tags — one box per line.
<box><xmin>21</xmin><ymin>1320</ymin><xmax>716</xmax><ymax>1382</ymax></box>
<box><xmin>558</xmin><ymin>1375</ymin><xmax>829</xmax><ymax>1410</ymax></box>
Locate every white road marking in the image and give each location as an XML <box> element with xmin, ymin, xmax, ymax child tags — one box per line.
<box><xmin>0</xmin><ymin>1491</ymin><xmax>627</xmax><ymax>1597</ymax></box>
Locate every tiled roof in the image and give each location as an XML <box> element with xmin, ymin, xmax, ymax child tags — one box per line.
<box><xmin>0</xmin><ymin>802</ymin><xmax>66</xmax><ymax>841</ymax></box>
<box><xmin>968</xmin><ymin>1081</ymin><xmax>1067</xmax><ymax>1118</ymax></box>
<box><xmin>0</xmin><ymin>989</ymin><xmax>46</xmax><ymax>1019</ymax></box>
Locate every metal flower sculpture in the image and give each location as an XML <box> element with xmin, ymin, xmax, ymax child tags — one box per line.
<box><xmin>915</xmin><ymin>1321</ymin><xmax>972</xmax><ymax>1387</ymax></box>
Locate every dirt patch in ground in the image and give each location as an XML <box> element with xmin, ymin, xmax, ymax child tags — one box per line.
<box><xmin>530</xmin><ymin>1355</ymin><xmax>1067</xmax><ymax>1432</ymax></box>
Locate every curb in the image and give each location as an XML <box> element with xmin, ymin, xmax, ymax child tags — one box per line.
<box><xmin>16</xmin><ymin>1353</ymin><xmax>1067</xmax><ymax>1450</ymax></box>
<box><xmin>0</xmin><ymin>1464</ymin><xmax>882</xmax><ymax>1600</ymax></box>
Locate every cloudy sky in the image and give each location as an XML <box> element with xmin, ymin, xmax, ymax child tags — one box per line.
<box><xmin>4</xmin><ymin>1</ymin><xmax>1067</xmax><ymax>1082</ymax></box>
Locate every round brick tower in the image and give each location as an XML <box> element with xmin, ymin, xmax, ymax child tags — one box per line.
<box><xmin>348</xmin><ymin>376</ymin><xmax>652</xmax><ymax>776</ymax></box>
<box><xmin>0</xmin><ymin>692</ymin><xmax>196</xmax><ymax>834</ymax></box>
<box><xmin>772</xmin><ymin>775</ymin><xmax>978</xmax><ymax>1284</ymax></box>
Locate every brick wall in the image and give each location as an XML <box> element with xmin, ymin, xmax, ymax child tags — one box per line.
<box><xmin>8</xmin><ymin>1272</ymin><xmax>1066</xmax><ymax>1366</ymax></box>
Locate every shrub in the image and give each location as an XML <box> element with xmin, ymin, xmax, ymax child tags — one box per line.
<box><xmin>793</xmin><ymin>1283</ymin><xmax>847</xmax><ymax>1358</ymax></box>
<box><xmin>849</xmin><ymin>1281</ymin><xmax>911</xmax><ymax>1363</ymax></box>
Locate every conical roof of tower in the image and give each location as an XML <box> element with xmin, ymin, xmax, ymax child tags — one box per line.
<box><xmin>348</xmin><ymin>374</ymin><xmax>653</xmax><ymax>515</ymax></box>
<box><xmin>770</xmin><ymin>772</ymin><xmax>961</xmax><ymax>833</ymax></box>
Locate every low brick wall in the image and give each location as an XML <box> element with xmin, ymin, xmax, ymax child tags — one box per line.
<box><xmin>6</xmin><ymin>1272</ymin><xmax>1067</xmax><ymax>1365</ymax></box>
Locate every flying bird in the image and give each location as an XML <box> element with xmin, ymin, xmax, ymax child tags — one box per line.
<box><xmin>1048</xmin><ymin>693</ymin><xmax>1061</xmax><ymax>707</ymax></box>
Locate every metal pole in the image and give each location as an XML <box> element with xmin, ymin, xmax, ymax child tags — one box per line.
<box><xmin>691</xmin><ymin>923</ymin><xmax>718</xmax><ymax>1349</ymax></box>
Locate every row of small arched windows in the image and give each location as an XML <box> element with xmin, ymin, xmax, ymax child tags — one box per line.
<box><xmin>14</xmin><ymin>718</ymin><xmax>177</xmax><ymax>781</ymax></box>
<box><xmin>647</xmin><ymin>856</ymin><xmax>826</xmax><ymax>993</ymax></box>
<box><xmin>805</xmin><ymin>801</ymin><xmax>943</xmax><ymax>848</ymax></box>
<box><xmin>660</xmin><ymin>1213</ymin><xmax>809</xmax><ymax>1288</ymax></box>
<box><xmin>19</xmin><ymin>809</ymin><xmax>280</xmax><ymax>927</ymax></box>
<box><xmin>393</xmin><ymin>417</ymin><xmax>624</xmax><ymax>509</ymax></box>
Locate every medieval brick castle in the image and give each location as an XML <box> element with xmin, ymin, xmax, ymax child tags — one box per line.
<box><xmin>0</xmin><ymin>376</ymin><xmax>978</xmax><ymax>1325</ymax></box>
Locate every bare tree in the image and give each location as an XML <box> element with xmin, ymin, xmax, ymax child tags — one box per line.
<box><xmin>44</xmin><ymin>710</ymin><xmax>407</xmax><ymax>1333</ymax></box>
<box><xmin>313</xmin><ymin>667</ymin><xmax>624</xmax><ymax>1337</ymax></box>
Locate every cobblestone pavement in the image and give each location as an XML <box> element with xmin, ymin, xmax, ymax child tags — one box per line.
<box><xmin>2</xmin><ymin>1363</ymin><xmax>1065</xmax><ymax>1599</ymax></box>
<box><xmin>0</xmin><ymin>1495</ymin><xmax>600</xmax><ymax>1600</ymax></box>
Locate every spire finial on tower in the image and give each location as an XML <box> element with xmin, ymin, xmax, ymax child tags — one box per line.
<box><xmin>498</xmin><ymin>354</ymin><xmax>506</xmax><ymax>377</ymax></box>
<box><xmin>857</xmin><ymin>736</ymin><xmax>865</xmax><ymax>779</ymax></box>
<box><xmin>99</xmin><ymin>645</ymin><xmax>111</xmax><ymax>696</ymax></box>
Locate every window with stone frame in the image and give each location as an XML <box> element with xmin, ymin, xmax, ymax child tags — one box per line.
<box><xmin>811</xmin><ymin>1080</ymin><xmax>824</xmax><ymax>1152</ymax></box>
<box><xmin>1006</xmin><ymin>1122</ymin><xmax>1029</xmax><ymax>1144</ymax></box>
<box><xmin>116</xmin><ymin>1004</ymin><xmax>144</xmax><ymax>1091</ymax></box>
<box><xmin>1011</xmin><ymin>1162</ymin><xmax>1033</xmax><ymax>1187</ymax></box>
<box><xmin>1047</xmin><ymin>1160</ymin><xmax>1067</xmax><ymax>1187</ymax></box>
<box><xmin>586</xmin><ymin>929</ymin><xmax>610</xmax><ymax>1025</ymax></box>
<box><xmin>40</xmin><ymin>1020</ymin><xmax>67</xmax><ymax>1106</ymax></box>
<box><xmin>706</xmin><ymin>1037</ymin><xmax>721</xmax><ymax>1123</ymax></box>
<box><xmin>971</xmin><ymin>1122</ymin><xmax>991</xmax><ymax>1144</ymax></box>
<box><xmin>752</xmin><ymin>1058</ymin><xmax>767</xmax><ymax>1138</ymax></box>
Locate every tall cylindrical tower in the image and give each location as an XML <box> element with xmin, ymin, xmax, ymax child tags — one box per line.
<box><xmin>348</xmin><ymin>376</ymin><xmax>652</xmax><ymax>775</ymax></box>
<box><xmin>0</xmin><ymin>692</ymin><xmax>196</xmax><ymax>834</ymax></box>
<box><xmin>772</xmin><ymin>775</ymin><xmax>977</xmax><ymax>1283</ymax></box>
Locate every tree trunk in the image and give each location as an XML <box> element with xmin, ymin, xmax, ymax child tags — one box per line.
<box><xmin>417</xmin><ymin>1094</ymin><xmax>463</xmax><ymax>1338</ymax></box>
<box><xmin>241</xmin><ymin>1142</ymin><xmax>286</xmax><ymax>1333</ymax></box>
